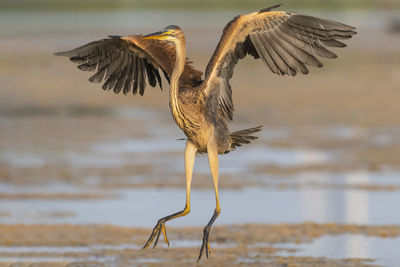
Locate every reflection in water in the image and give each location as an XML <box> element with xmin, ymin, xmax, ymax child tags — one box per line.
<box><xmin>1</xmin><ymin>235</ymin><xmax>398</xmax><ymax>265</ymax></box>
<box><xmin>276</xmin><ymin>234</ymin><xmax>400</xmax><ymax>267</ymax></box>
<box><xmin>1</xmin><ymin>187</ymin><xmax>400</xmax><ymax>227</ymax></box>
<box><xmin>346</xmin><ymin>235</ymin><xmax>368</xmax><ymax>262</ymax></box>
<box><xmin>301</xmin><ymin>189</ymin><xmax>328</xmax><ymax>223</ymax></box>
<box><xmin>300</xmin><ymin>172</ymin><xmax>374</xmax><ymax>225</ymax></box>
<box><xmin>296</xmin><ymin>171</ymin><xmax>400</xmax><ymax>186</ymax></box>
<box><xmin>346</xmin><ymin>172</ymin><xmax>369</xmax><ymax>225</ymax></box>
<box><xmin>301</xmin><ymin>172</ymin><xmax>371</xmax><ymax>230</ymax></box>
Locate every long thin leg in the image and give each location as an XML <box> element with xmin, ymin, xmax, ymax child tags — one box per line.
<box><xmin>143</xmin><ymin>140</ymin><xmax>197</xmax><ymax>249</ymax></box>
<box><xmin>198</xmin><ymin>137</ymin><xmax>221</xmax><ymax>261</ymax></box>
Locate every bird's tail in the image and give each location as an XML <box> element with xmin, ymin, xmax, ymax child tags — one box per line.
<box><xmin>229</xmin><ymin>126</ymin><xmax>262</xmax><ymax>151</ymax></box>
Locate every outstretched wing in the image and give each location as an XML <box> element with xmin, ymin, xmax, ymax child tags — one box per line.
<box><xmin>203</xmin><ymin>4</ymin><xmax>356</xmax><ymax>120</ymax></box>
<box><xmin>55</xmin><ymin>35</ymin><xmax>177</xmax><ymax>95</ymax></box>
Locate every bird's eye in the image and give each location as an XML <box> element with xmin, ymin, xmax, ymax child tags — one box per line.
<box><xmin>170</xmin><ymin>30</ymin><xmax>176</xmax><ymax>35</ymax></box>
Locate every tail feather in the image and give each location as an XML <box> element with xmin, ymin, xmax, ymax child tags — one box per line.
<box><xmin>230</xmin><ymin>126</ymin><xmax>262</xmax><ymax>150</ymax></box>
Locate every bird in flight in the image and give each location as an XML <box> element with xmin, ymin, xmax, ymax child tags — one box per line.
<box><xmin>55</xmin><ymin>4</ymin><xmax>356</xmax><ymax>261</ymax></box>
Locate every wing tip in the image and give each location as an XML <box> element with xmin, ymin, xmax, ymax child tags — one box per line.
<box><xmin>258</xmin><ymin>4</ymin><xmax>282</xmax><ymax>13</ymax></box>
<box><xmin>54</xmin><ymin>51</ymin><xmax>67</xmax><ymax>56</ymax></box>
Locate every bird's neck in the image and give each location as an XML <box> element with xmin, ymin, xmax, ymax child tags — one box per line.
<box><xmin>169</xmin><ymin>39</ymin><xmax>186</xmax><ymax>128</ymax></box>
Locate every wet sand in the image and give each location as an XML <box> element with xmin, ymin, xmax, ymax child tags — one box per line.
<box><xmin>1</xmin><ymin>223</ymin><xmax>398</xmax><ymax>266</ymax></box>
<box><xmin>2</xmin><ymin>117</ymin><xmax>400</xmax><ymax>266</ymax></box>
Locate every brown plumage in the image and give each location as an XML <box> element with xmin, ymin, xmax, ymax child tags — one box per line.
<box><xmin>55</xmin><ymin>5</ymin><xmax>356</xmax><ymax>261</ymax></box>
<box><xmin>55</xmin><ymin>35</ymin><xmax>202</xmax><ymax>95</ymax></box>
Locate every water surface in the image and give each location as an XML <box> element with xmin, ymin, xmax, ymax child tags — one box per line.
<box><xmin>1</xmin><ymin>186</ymin><xmax>400</xmax><ymax>227</ymax></box>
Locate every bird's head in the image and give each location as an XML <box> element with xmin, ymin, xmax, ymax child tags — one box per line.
<box><xmin>143</xmin><ymin>25</ymin><xmax>183</xmax><ymax>42</ymax></box>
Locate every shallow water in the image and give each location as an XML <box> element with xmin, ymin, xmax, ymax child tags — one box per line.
<box><xmin>1</xmin><ymin>185</ymin><xmax>400</xmax><ymax>227</ymax></box>
<box><xmin>1</xmin><ymin>9</ymin><xmax>398</xmax><ymax>37</ymax></box>
<box><xmin>0</xmin><ymin>256</ymin><xmax>118</xmax><ymax>264</ymax></box>
<box><xmin>1</xmin><ymin>233</ymin><xmax>398</xmax><ymax>266</ymax></box>
<box><xmin>275</xmin><ymin>234</ymin><xmax>400</xmax><ymax>267</ymax></box>
<box><xmin>0</xmin><ymin>241</ymin><xmax>235</xmax><ymax>264</ymax></box>
<box><xmin>1</xmin><ymin>111</ymin><xmax>400</xmax><ymax>228</ymax></box>
<box><xmin>268</xmin><ymin>171</ymin><xmax>400</xmax><ymax>186</ymax></box>
<box><xmin>0</xmin><ymin>131</ymin><xmax>333</xmax><ymax>174</ymax></box>
<box><xmin>0</xmin><ymin>244</ymin><xmax>139</xmax><ymax>253</ymax></box>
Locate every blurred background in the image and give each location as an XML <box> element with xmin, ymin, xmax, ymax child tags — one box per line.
<box><xmin>0</xmin><ymin>0</ymin><xmax>400</xmax><ymax>266</ymax></box>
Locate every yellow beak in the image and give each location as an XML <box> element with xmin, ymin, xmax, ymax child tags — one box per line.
<box><xmin>143</xmin><ymin>30</ymin><xmax>169</xmax><ymax>40</ymax></box>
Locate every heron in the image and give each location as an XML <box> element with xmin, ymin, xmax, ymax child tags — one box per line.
<box><xmin>55</xmin><ymin>4</ymin><xmax>356</xmax><ymax>260</ymax></box>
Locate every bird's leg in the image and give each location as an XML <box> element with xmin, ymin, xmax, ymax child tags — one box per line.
<box><xmin>198</xmin><ymin>137</ymin><xmax>221</xmax><ymax>261</ymax></box>
<box><xmin>142</xmin><ymin>140</ymin><xmax>197</xmax><ymax>249</ymax></box>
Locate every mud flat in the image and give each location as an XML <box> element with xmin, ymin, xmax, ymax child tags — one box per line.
<box><xmin>0</xmin><ymin>223</ymin><xmax>399</xmax><ymax>266</ymax></box>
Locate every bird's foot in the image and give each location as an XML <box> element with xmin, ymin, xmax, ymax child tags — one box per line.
<box><xmin>142</xmin><ymin>207</ymin><xmax>190</xmax><ymax>250</ymax></box>
<box><xmin>142</xmin><ymin>218</ymin><xmax>170</xmax><ymax>249</ymax></box>
<box><xmin>197</xmin><ymin>226</ymin><xmax>212</xmax><ymax>261</ymax></box>
<box><xmin>197</xmin><ymin>208</ymin><xmax>220</xmax><ymax>261</ymax></box>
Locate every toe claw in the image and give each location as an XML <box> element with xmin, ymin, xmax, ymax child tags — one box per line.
<box><xmin>143</xmin><ymin>223</ymin><xmax>163</xmax><ymax>249</ymax></box>
<box><xmin>143</xmin><ymin>208</ymin><xmax>191</xmax><ymax>251</ymax></box>
<box><xmin>197</xmin><ymin>231</ymin><xmax>211</xmax><ymax>261</ymax></box>
<box><xmin>143</xmin><ymin>220</ymin><xmax>171</xmax><ymax>250</ymax></box>
<box><xmin>142</xmin><ymin>226</ymin><xmax>157</xmax><ymax>249</ymax></box>
<box><xmin>161</xmin><ymin>224</ymin><xmax>170</xmax><ymax>247</ymax></box>
<box><xmin>153</xmin><ymin>224</ymin><xmax>162</xmax><ymax>248</ymax></box>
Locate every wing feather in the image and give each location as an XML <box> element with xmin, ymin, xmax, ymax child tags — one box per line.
<box><xmin>276</xmin><ymin>26</ymin><xmax>337</xmax><ymax>59</ymax></box>
<box><xmin>268</xmin><ymin>31</ymin><xmax>304</xmax><ymax>74</ymax></box>
<box><xmin>103</xmin><ymin>51</ymin><xmax>127</xmax><ymax>91</ymax></box>
<box><xmin>133</xmin><ymin>56</ymin><xmax>139</xmax><ymax>95</ymax></box>
<box><xmin>113</xmin><ymin>55</ymin><xmax>130</xmax><ymax>94</ymax></box>
<box><xmin>250</xmin><ymin>32</ymin><xmax>280</xmax><ymax>74</ymax></box>
<box><xmin>144</xmin><ymin>61</ymin><xmax>157</xmax><ymax>87</ymax></box>
<box><xmin>55</xmin><ymin>35</ymin><xmax>177</xmax><ymax>96</ymax></box>
<box><xmin>123</xmin><ymin>56</ymin><xmax>134</xmax><ymax>95</ymax></box>
<box><xmin>139</xmin><ymin>59</ymin><xmax>146</xmax><ymax>96</ymax></box>
<box><xmin>56</xmin><ymin>34</ymin><xmax>202</xmax><ymax>96</ymax></box>
<box><xmin>260</xmin><ymin>31</ymin><xmax>297</xmax><ymax>75</ymax></box>
<box><xmin>204</xmin><ymin>5</ymin><xmax>356</xmax><ymax>120</ymax></box>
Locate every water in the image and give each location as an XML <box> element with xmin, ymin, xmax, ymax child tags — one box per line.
<box><xmin>276</xmin><ymin>234</ymin><xmax>400</xmax><ymax>267</ymax></box>
<box><xmin>0</xmin><ymin>256</ymin><xmax>118</xmax><ymax>264</ymax></box>
<box><xmin>0</xmin><ymin>244</ymin><xmax>140</xmax><ymax>254</ymax></box>
<box><xmin>1</xmin><ymin>8</ymin><xmax>399</xmax><ymax>57</ymax></box>
<box><xmin>1</xmin><ymin>110</ymin><xmax>400</xmax><ymax>228</ymax></box>
<box><xmin>1</xmin><ymin>185</ymin><xmax>400</xmax><ymax>227</ymax></box>
<box><xmin>2</xmin><ymin>233</ymin><xmax>398</xmax><ymax>266</ymax></box>
<box><xmin>1</xmin><ymin>9</ymin><xmax>398</xmax><ymax>36</ymax></box>
<box><xmin>0</xmin><ymin>241</ymin><xmax>235</xmax><ymax>264</ymax></box>
<box><xmin>267</xmin><ymin>171</ymin><xmax>400</xmax><ymax>187</ymax></box>
<box><xmin>0</xmin><ymin>127</ymin><xmax>333</xmax><ymax>172</ymax></box>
